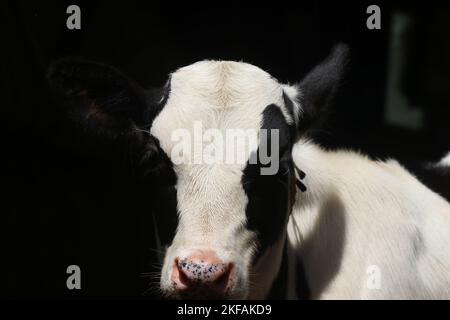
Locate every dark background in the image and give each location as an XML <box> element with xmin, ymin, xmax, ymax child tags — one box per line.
<box><xmin>3</xmin><ymin>1</ymin><xmax>450</xmax><ymax>299</ymax></box>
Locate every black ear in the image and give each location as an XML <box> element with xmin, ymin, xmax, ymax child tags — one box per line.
<box><xmin>298</xmin><ymin>43</ymin><xmax>349</xmax><ymax>131</ymax></box>
<box><xmin>47</xmin><ymin>58</ymin><xmax>158</xmax><ymax>138</ymax></box>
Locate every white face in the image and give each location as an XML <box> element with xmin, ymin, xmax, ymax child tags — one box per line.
<box><xmin>150</xmin><ymin>61</ymin><xmax>298</xmax><ymax>299</ymax></box>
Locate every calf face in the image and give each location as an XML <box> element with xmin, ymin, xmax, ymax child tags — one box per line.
<box><xmin>48</xmin><ymin>44</ymin><xmax>348</xmax><ymax>299</ymax></box>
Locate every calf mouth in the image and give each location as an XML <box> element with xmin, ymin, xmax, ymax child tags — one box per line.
<box><xmin>168</xmin><ymin>285</ymin><xmax>234</xmax><ymax>300</ymax></box>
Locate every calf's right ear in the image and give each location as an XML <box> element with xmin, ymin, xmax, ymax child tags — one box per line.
<box><xmin>47</xmin><ymin>58</ymin><xmax>160</xmax><ymax>138</ymax></box>
<box><xmin>297</xmin><ymin>43</ymin><xmax>350</xmax><ymax>131</ymax></box>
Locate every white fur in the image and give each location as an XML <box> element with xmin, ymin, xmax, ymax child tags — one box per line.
<box><xmin>288</xmin><ymin>140</ymin><xmax>450</xmax><ymax>299</ymax></box>
<box><xmin>150</xmin><ymin>60</ymin><xmax>297</xmax><ymax>298</ymax></box>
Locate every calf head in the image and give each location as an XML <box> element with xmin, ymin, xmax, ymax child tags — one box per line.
<box><xmin>48</xmin><ymin>44</ymin><xmax>348</xmax><ymax>299</ymax></box>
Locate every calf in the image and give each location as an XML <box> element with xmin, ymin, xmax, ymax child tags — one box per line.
<box><xmin>48</xmin><ymin>44</ymin><xmax>450</xmax><ymax>299</ymax></box>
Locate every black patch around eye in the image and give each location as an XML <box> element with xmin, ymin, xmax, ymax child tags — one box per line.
<box><xmin>242</xmin><ymin>104</ymin><xmax>294</xmax><ymax>255</ymax></box>
<box><xmin>134</xmin><ymin>76</ymin><xmax>173</xmax><ymax>185</ymax></box>
<box><xmin>243</xmin><ymin>160</ymin><xmax>291</xmax><ymax>252</ymax></box>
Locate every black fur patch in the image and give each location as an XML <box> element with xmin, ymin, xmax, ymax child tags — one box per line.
<box><xmin>242</xmin><ymin>104</ymin><xmax>294</xmax><ymax>255</ymax></box>
<box><xmin>265</xmin><ymin>241</ymin><xmax>289</xmax><ymax>299</ymax></box>
<box><xmin>295</xmin><ymin>255</ymin><xmax>311</xmax><ymax>299</ymax></box>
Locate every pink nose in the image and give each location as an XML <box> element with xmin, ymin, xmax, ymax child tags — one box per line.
<box><xmin>171</xmin><ymin>250</ymin><xmax>234</xmax><ymax>296</ymax></box>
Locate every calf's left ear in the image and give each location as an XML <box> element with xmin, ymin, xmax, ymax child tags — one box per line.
<box><xmin>47</xmin><ymin>58</ymin><xmax>158</xmax><ymax>138</ymax></box>
<box><xmin>297</xmin><ymin>43</ymin><xmax>350</xmax><ymax>131</ymax></box>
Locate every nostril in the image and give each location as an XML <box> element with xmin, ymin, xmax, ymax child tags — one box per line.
<box><xmin>175</xmin><ymin>259</ymin><xmax>190</xmax><ymax>286</ymax></box>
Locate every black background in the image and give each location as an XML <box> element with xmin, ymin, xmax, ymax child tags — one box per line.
<box><xmin>3</xmin><ymin>1</ymin><xmax>450</xmax><ymax>299</ymax></box>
